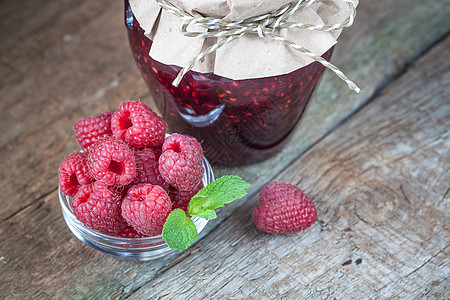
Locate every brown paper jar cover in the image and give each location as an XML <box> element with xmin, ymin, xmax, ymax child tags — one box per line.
<box><xmin>129</xmin><ymin>0</ymin><xmax>358</xmax><ymax>80</ymax></box>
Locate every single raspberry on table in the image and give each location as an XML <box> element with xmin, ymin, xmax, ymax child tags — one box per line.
<box><xmin>111</xmin><ymin>101</ymin><xmax>167</xmax><ymax>149</ymax></box>
<box><xmin>168</xmin><ymin>181</ymin><xmax>204</xmax><ymax>211</ymax></box>
<box><xmin>159</xmin><ymin>133</ymin><xmax>204</xmax><ymax>191</ymax></box>
<box><xmin>72</xmin><ymin>182</ymin><xmax>127</xmax><ymax>235</ymax></box>
<box><xmin>121</xmin><ymin>184</ymin><xmax>172</xmax><ymax>236</ymax></box>
<box><xmin>253</xmin><ymin>181</ymin><xmax>317</xmax><ymax>234</ymax></box>
<box><xmin>59</xmin><ymin>152</ymin><xmax>94</xmax><ymax>197</ymax></box>
<box><xmin>87</xmin><ymin>137</ymin><xmax>136</xmax><ymax>187</ymax></box>
<box><xmin>74</xmin><ymin>111</ymin><xmax>113</xmax><ymax>151</ymax></box>
<box><xmin>133</xmin><ymin>148</ymin><xmax>169</xmax><ymax>189</ymax></box>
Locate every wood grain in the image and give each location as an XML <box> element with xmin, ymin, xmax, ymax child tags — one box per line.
<box><xmin>0</xmin><ymin>0</ymin><xmax>149</xmax><ymax>222</ymax></box>
<box><xmin>128</xmin><ymin>35</ymin><xmax>450</xmax><ymax>300</ymax></box>
<box><xmin>0</xmin><ymin>0</ymin><xmax>449</xmax><ymax>298</ymax></box>
<box><xmin>209</xmin><ymin>0</ymin><xmax>450</xmax><ymax>229</ymax></box>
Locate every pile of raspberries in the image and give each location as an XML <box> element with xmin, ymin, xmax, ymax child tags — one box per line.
<box><xmin>59</xmin><ymin>101</ymin><xmax>204</xmax><ymax>238</ymax></box>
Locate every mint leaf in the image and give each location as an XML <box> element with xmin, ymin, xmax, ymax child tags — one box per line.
<box><xmin>187</xmin><ymin>175</ymin><xmax>250</xmax><ymax>219</ymax></box>
<box><xmin>162</xmin><ymin>176</ymin><xmax>250</xmax><ymax>251</ymax></box>
<box><xmin>162</xmin><ymin>209</ymin><xmax>198</xmax><ymax>251</ymax></box>
<box><xmin>188</xmin><ymin>207</ymin><xmax>217</xmax><ymax>220</ymax></box>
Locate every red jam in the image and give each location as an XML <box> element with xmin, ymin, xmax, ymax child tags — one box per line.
<box><xmin>125</xmin><ymin>1</ymin><xmax>332</xmax><ymax>166</ymax></box>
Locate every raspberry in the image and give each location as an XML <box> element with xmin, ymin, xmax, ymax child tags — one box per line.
<box><xmin>115</xmin><ymin>226</ymin><xmax>165</xmax><ymax>248</ymax></box>
<box><xmin>74</xmin><ymin>111</ymin><xmax>112</xmax><ymax>151</ymax></box>
<box><xmin>72</xmin><ymin>182</ymin><xmax>127</xmax><ymax>235</ymax></box>
<box><xmin>168</xmin><ymin>181</ymin><xmax>203</xmax><ymax>211</ymax></box>
<box><xmin>121</xmin><ymin>184</ymin><xmax>172</xmax><ymax>236</ymax></box>
<box><xmin>111</xmin><ymin>101</ymin><xmax>167</xmax><ymax>149</ymax></box>
<box><xmin>159</xmin><ymin>134</ymin><xmax>204</xmax><ymax>191</ymax></box>
<box><xmin>133</xmin><ymin>148</ymin><xmax>169</xmax><ymax>189</ymax></box>
<box><xmin>59</xmin><ymin>152</ymin><xmax>93</xmax><ymax>197</ymax></box>
<box><xmin>115</xmin><ymin>225</ymin><xmax>148</xmax><ymax>238</ymax></box>
<box><xmin>87</xmin><ymin>137</ymin><xmax>136</xmax><ymax>187</ymax></box>
<box><xmin>253</xmin><ymin>182</ymin><xmax>317</xmax><ymax>234</ymax></box>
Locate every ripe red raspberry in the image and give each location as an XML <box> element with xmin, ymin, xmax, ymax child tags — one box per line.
<box><xmin>87</xmin><ymin>137</ymin><xmax>136</xmax><ymax>187</ymax></box>
<box><xmin>59</xmin><ymin>152</ymin><xmax>93</xmax><ymax>197</ymax></box>
<box><xmin>121</xmin><ymin>184</ymin><xmax>172</xmax><ymax>236</ymax></box>
<box><xmin>115</xmin><ymin>225</ymin><xmax>165</xmax><ymax>248</ymax></box>
<box><xmin>74</xmin><ymin>111</ymin><xmax>112</xmax><ymax>151</ymax></box>
<box><xmin>72</xmin><ymin>182</ymin><xmax>127</xmax><ymax>235</ymax></box>
<box><xmin>115</xmin><ymin>225</ymin><xmax>148</xmax><ymax>238</ymax></box>
<box><xmin>168</xmin><ymin>181</ymin><xmax>203</xmax><ymax>211</ymax></box>
<box><xmin>159</xmin><ymin>134</ymin><xmax>204</xmax><ymax>191</ymax></box>
<box><xmin>111</xmin><ymin>101</ymin><xmax>167</xmax><ymax>149</ymax></box>
<box><xmin>133</xmin><ymin>148</ymin><xmax>169</xmax><ymax>189</ymax></box>
<box><xmin>253</xmin><ymin>182</ymin><xmax>317</xmax><ymax>234</ymax></box>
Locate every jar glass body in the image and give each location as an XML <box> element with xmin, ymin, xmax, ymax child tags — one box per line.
<box><xmin>125</xmin><ymin>1</ymin><xmax>332</xmax><ymax>166</ymax></box>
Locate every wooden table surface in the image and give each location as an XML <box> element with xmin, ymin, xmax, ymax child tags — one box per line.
<box><xmin>1</xmin><ymin>0</ymin><xmax>449</xmax><ymax>298</ymax></box>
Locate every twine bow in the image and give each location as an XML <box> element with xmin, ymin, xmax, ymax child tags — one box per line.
<box><xmin>155</xmin><ymin>0</ymin><xmax>360</xmax><ymax>93</ymax></box>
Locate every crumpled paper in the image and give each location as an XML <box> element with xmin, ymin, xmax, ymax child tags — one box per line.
<box><xmin>129</xmin><ymin>0</ymin><xmax>358</xmax><ymax>80</ymax></box>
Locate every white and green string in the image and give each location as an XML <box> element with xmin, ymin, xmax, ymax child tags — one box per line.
<box><xmin>155</xmin><ymin>0</ymin><xmax>360</xmax><ymax>93</ymax></box>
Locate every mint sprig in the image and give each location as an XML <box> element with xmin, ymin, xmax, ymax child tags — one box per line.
<box><xmin>162</xmin><ymin>209</ymin><xmax>198</xmax><ymax>251</ymax></box>
<box><xmin>162</xmin><ymin>175</ymin><xmax>250</xmax><ymax>251</ymax></box>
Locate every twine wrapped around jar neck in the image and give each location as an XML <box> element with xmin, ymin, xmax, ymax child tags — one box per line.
<box><xmin>155</xmin><ymin>0</ymin><xmax>360</xmax><ymax>93</ymax></box>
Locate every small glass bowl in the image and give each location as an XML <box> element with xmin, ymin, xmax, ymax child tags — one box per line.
<box><xmin>59</xmin><ymin>156</ymin><xmax>214</xmax><ymax>261</ymax></box>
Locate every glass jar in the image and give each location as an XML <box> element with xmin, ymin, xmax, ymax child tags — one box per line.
<box><xmin>125</xmin><ymin>1</ymin><xmax>332</xmax><ymax>166</ymax></box>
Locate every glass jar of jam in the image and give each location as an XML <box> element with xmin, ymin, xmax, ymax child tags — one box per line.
<box><xmin>125</xmin><ymin>1</ymin><xmax>332</xmax><ymax>166</ymax></box>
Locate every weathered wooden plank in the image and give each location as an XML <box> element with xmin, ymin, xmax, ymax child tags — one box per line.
<box><xmin>0</xmin><ymin>0</ymin><xmax>449</xmax><ymax>299</ymax></box>
<box><xmin>0</xmin><ymin>191</ymin><xmax>184</xmax><ymax>299</ymax></box>
<box><xmin>127</xmin><ymin>35</ymin><xmax>450</xmax><ymax>299</ymax></box>
<box><xmin>0</xmin><ymin>0</ymin><xmax>152</xmax><ymax>222</ymax></box>
<box><xmin>208</xmin><ymin>0</ymin><xmax>450</xmax><ymax>227</ymax></box>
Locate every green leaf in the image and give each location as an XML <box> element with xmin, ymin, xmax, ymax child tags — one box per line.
<box><xmin>190</xmin><ymin>208</ymin><xmax>217</xmax><ymax>220</ymax></box>
<box><xmin>162</xmin><ymin>176</ymin><xmax>250</xmax><ymax>251</ymax></box>
<box><xmin>162</xmin><ymin>209</ymin><xmax>198</xmax><ymax>251</ymax></box>
<box><xmin>187</xmin><ymin>175</ymin><xmax>250</xmax><ymax>219</ymax></box>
